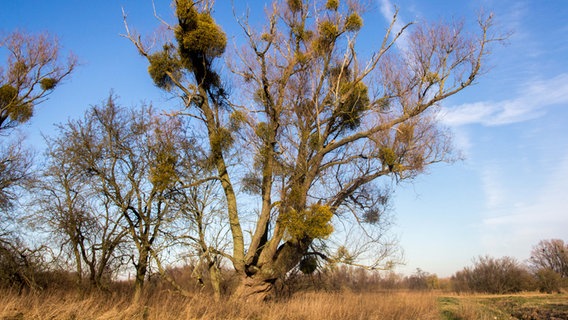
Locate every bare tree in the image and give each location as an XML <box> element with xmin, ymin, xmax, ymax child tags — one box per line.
<box><xmin>0</xmin><ymin>137</ymin><xmax>32</xmax><ymax>212</ymax></box>
<box><xmin>1</xmin><ymin>30</ymin><xmax>75</xmax><ymax>211</ymax></box>
<box><xmin>124</xmin><ymin>0</ymin><xmax>502</xmax><ymax>301</ymax></box>
<box><xmin>34</xmin><ymin>134</ymin><xmax>129</xmax><ymax>290</ymax></box>
<box><xmin>0</xmin><ymin>236</ymin><xmax>46</xmax><ymax>292</ymax></box>
<box><xmin>147</xmin><ymin>128</ymin><xmax>229</xmax><ymax>300</ymax></box>
<box><xmin>530</xmin><ymin>239</ymin><xmax>568</xmax><ymax>278</ymax></box>
<box><xmin>52</xmin><ymin>95</ymin><xmax>192</xmax><ymax>299</ymax></box>
<box><xmin>0</xmin><ymin>30</ymin><xmax>75</xmax><ymax>290</ymax></box>
<box><xmin>451</xmin><ymin>256</ymin><xmax>533</xmax><ymax>294</ymax></box>
<box><xmin>178</xmin><ymin>181</ymin><xmax>227</xmax><ymax>300</ymax></box>
<box><xmin>405</xmin><ymin>268</ymin><xmax>439</xmax><ymax>290</ymax></box>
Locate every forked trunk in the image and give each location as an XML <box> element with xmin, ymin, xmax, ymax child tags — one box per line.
<box><xmin>235</xmin><ymin>240</ymin><xmax>310</xmax><ymax>301</ymax></box>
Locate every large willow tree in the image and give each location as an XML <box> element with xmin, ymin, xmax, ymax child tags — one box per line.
<box><xmin>125</xmin><ymin>0</ymin><xmax>500</xmax><ymax>301</ymax></box>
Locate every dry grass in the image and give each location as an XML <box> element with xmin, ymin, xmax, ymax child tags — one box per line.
<box><xmin>5</xmin><ymin>288</ymin><xmax>566</xmax><ymax>320</ymax></box>
<box><xmin>0</xmin><ymin>289</ymin><xmax>441</xmax><ymax>320</ymax></box>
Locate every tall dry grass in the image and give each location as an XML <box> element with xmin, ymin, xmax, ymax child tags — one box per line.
<box><xmin>0</xmin><ymin>289</ymin><xmax>441</xmax><ymax>320</ymax></box>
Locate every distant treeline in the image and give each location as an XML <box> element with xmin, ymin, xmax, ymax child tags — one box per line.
<box><xmin>2</xmin><ymin>239</ymin><xmax>567</xmax><ymax>297</ymax></box>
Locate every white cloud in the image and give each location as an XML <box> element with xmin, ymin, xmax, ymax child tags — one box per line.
<box><xmin>441</xmin><ymin>73</ymin><xmax>568</xmax><ymax>127</ymax></box>
<box><xmin>450</xmin><ymin>126</ymin><xmax>473</xmax><ymax>157</ymax></box>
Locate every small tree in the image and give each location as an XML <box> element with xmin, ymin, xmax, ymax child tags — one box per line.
<box><xmin>51</xmin><ymin>95</ymin><xmax>193</xmax><ymax>299</ymax></box>
<box><xmin>535</xmin><ymin>268</ymin><xmax>562</xmax><ymax>294</ymax></box>
<box><xmin>406</xmin><ymin>268</ymin><xmax>439</xmax><ymax>290</ymax></box>
<box><xmin>174</xmin><ymin>180</ymin><xmax>228</xmax><ymax>300</ymax></box>
<box><xmin>34</xmin><ymin>134</ymin><xmax>129</xmax><ymax>290</ymax></box>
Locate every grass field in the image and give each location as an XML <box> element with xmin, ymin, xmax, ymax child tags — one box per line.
<box><xmin>439</xmin><ymin>293</ymin><xmax>568</xmax><ymax>320</ymax></box>
<box><xmin>1</xmin><ymin>289</ymin><xmax>566</xmax><ymax>319</ymax></box>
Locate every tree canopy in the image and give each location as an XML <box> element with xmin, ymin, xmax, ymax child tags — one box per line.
<box><xmin>1</xmin><ymin>30</ymin><xmax>75</xmax><ymax>217</ymax></box>
<box><xmin>0</xmin><ymin>31</ymin><xmax>76</xmax><ymax>133</ymax></box>
<box><xmin>123</xmin><ymin>0</ymin><xmax>501</xmax><ymax>301</ymax></box>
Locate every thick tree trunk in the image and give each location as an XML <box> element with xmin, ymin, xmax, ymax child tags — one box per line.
<box><xmin>234</xmin><ymin>241</ymin><xmax>308</xmax><ymax>301</ymax></box>
<box><xmin>133</xmin><ymin>250</ymin><xmax>149</xmax><ymax>302</ymax></box>
<box><xmin>233</xmin><ymin>275</ymin><xmax>279</xmax><ymax>302</ymax></box>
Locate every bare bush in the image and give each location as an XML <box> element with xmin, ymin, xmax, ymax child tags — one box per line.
<box><xmin>451</xmin><ymin>256</ymin><xmax>535</xmax><ymax>294</ymax></box>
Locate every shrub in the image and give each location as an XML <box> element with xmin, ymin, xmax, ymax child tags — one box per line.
<box><xmin>0</xmin><ymin>239</ymin><xmax>45</xmax><ymax>292</ymax></box>
<box><xmin>451</xmin><ymin>256</ymin><xmax>535</xmax><ymax>294</ymax></box>
<box><xmin>535</xmin><ymin>268</ymin><xmax>562</xmax><ymax>293</ymax></box>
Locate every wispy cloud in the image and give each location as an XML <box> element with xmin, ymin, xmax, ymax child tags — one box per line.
<box><xmin>479</xmin><ymin>151</ymin><xmax>568</xmax><ymax>257</ymax></box>
<box><xmin>482</xmin><ymin>152</ymin><xmax>568</xmax><ymax>226</ymax></box>
<box><xmin>441</xmin><ymin>73</ymin><xmax>568</xmax><ymax>127</ymax></box>
<box><xmin>480</xmin><ymin>165</ymin><xmax>507</xmax><ymax>210</ymax></box>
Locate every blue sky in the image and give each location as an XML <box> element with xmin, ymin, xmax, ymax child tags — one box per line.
<box><xmin>2</xmin><ymin>1</ymin><xmax>567</xmax><ymax>277</ymax></box>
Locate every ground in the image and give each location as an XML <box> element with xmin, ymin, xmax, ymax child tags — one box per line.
<box><xmin>1</xmin><ymin>289</ymin><xmax>567</xmax><ymax>319</ymax></box>
<box><xmin>439</xmin><ymin>293</ymin><xmax>568</xmax><ymax>320</ymax></box>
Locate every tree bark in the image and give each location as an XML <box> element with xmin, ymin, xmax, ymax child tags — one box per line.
<box><xmin>72</xmin><ymin>244</ymin><xmax>83</xmax><ymax>288</ymax></box>
<box><xmin>209</xmin><ymin>262</ymin><xmax>222</xmax><ymax>301</ymax></box>
<box><xmin>235</xmin><ymin>240</ymin><xmax>309</xmax><ymax>301</ymax></box>
<box><xmin>133</xmin><ymin>249</ymin><xmax>149</xmax><ymax>302</ymax></box>
<box><xmin>233</xmin><ymin>275</ymin><xmax>279</xmax><ymax>302</ymax></box>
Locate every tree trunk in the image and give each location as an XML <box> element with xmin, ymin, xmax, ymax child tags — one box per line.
<box><xmin>234</xmin><ymin>239</ymin><xmax>312</xmax><ymax>301</ymax></box>
<box><xmin>209</xmin><ymin>263</ymin><xmax>222</xmax><ymax>301</ymax></box>
<box><xmin>233</xmin><ymin>275</ymin><xmax>278</xmax><ymax>302</ymax></box>
<box><xmin>72</xmin><ymin>244</ymin><xmax>83</xmax><ymax>288</ymax></box>
<box><xmin>88</xmin><ymin>264</ymin><xmax>97</xmax><ymax>288</ymax></box>
<box><xmin>133</xmin><ymin>250</ymin><xmax>149</xmax><ymax>302</ymax></box>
